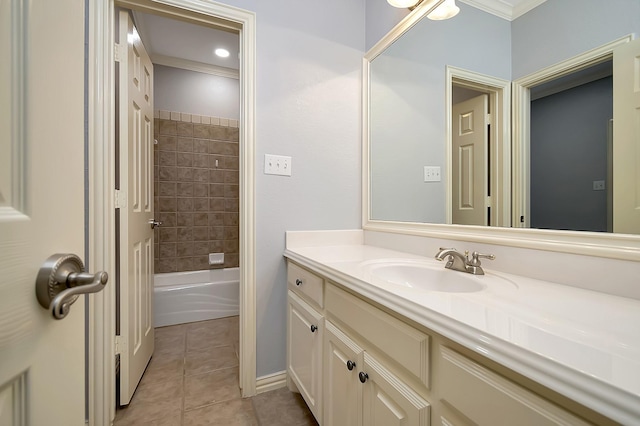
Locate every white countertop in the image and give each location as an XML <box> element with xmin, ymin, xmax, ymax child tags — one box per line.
<box><xmin>284</xmin><ymin>241</ymin><xmax>640</xmax><ymax>424</ymax></box>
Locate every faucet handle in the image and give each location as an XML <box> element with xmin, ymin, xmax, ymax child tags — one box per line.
<box><xmin>469</xmin><ymin>251</ymin><xmax>495</xmax><ymax>266</ymax></box>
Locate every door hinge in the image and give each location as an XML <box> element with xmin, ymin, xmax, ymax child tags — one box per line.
<box><xmin>486</xmin><ymin>196</ymin><xmax>493</xmax><ymax>208</ymax></box>
<box><xmin>114</xmin><ymin>43</ymin><xmax>122</xmax><ymax>63</ymax></box>
<box><xmin>115</xmin><ymin>189</ymin><xmax>127</xmax><ymax>209</ymax></box>
<box><xmin>115</xmin><ymin>335</ymin><xmax>126</xmax><ymax>355</ymax></box>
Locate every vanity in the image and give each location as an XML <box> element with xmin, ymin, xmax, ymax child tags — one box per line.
<box><xmin>284</xmin><ymin>230</ymin><xmax>640</xmax><ymax>425</ymax></box>
<box><xmin>283</xmin><ymin>1</ymin><xmax>640</xmax><ymax>424</ymax></box>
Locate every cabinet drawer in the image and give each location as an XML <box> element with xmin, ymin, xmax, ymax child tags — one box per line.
<box><xmin>438</xmin><ymin>346</ymin><xmax>591</xmax><ymax>426</ymax></box>
<box><xmin>288</xmin><ymin>261</ymin><xmax>324</xmax><ymax>308</ymax></box>
<box><xmin>326</xmin><ymin>284</ymin><xmax>430</xmax><ymax>388</ymax></box>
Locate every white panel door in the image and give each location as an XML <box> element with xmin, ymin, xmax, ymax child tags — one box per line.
<box><xmin>613</xmin><ymin>38</ymin><xmax>640</xmax><ymax>234</ymax></box>
<box><xmin>361</xmin><ymin>352</ymin><xmax>430</xmax><ymax>426</ymax></box>
<box><xmin>452</xmin><ymin>95</ymin><xmax>489</xmax><ymax>226</ymax></box>
<box><xmin>0</xmin><ymin>0</ymin><xmax>87</xmax><ymax>424</ymax></box>
<box><xmin>119</xmin><ymin>10</ymin><xmax>155</xmax><ymax>405</ymax></box>
<box><xmin>324</xmin><ymin>321</ymin><xmax>363</xmax><ymax>426</ymax></box>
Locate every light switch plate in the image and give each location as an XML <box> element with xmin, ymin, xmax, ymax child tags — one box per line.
<box><xmin>264</xmin><ymin>154</ymin><xmax>292</xmax><ymax>176</ymax></box>
<box><xmin>424</xmin><ymin>166</ymin><xmax>441</xmax><ymax>182</ymax></box>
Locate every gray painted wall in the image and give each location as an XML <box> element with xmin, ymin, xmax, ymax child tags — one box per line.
<box><xmin>530</xmin><ymin>77</ymin><xmax>612</xmax><ymax>232</ymax></box>
<box><xmin>511</xmin><ymin>0</ymin><xmax>640</xmax><ymax>79</ymax></box>
<box><xmin>154</xmin><ymin>65</ymin><xmax>240</xmax><ymax>119</ymax></box>
<box><xmin>219</xmin><ymin>0</ymin><xmax>364</xmax><ymax>378</ymax></box>
<box><xmin>365</xmin><ymin>0</ymin><xmax>410</xmax><ymax>51</ymax></box>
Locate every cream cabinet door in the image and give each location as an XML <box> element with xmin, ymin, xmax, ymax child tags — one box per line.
<box><xmin>287</xmin><ymin>291</ymin><xmax>323</xmax><ymax>423</ymax></box>
<box><xmin>324</xmin><ymin>321</ymin><xmax>364</xmax><ymax>426</ymax></box>
<box><xmin>361</xmin><ymin>352</ymin><xmax>430</xmax><ymax>426</ymax></box>
<box><xmin>439</xmin><ymin>346</ymin><xmax>591</xmax><ymax>426</ymax></box>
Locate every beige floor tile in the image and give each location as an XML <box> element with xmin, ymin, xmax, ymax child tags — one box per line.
<box><xmin>114</xmin><ymin>397</ymin><xmax>182</xmax><ymax>426</ymax></box>
<box><xmin>155</xmin><ymin>332</ymin><xmax>187</xmax><ymax>357</ymax></box>
<box><xmin>116</xmin><ymin>319</ymin><xmax>248</xmax><ymax>426</ymax></box>
<box><xmin>183</xmin><ymin>398</ymin><xmax>258</xmax><ymax>426</ymax></box>
<box><xmin>184</xmin><ymin>367</ymin><xmax>241</xmax><ymax>410</ymax></box>
<box><xmin>115</xmin><ymin>413</ymin><xmax>182</xmax><ymax>426</ymax></box>
<box><xmin>140</xmin><ymin>352</ymin><xmax>185</xmax><ymax>387</ymax></box>
<box><xmin>132</xmin><ymin>375</ymin><xmax>184</xmax><ymax>404</ymax></box>
<box><xmin>252</xmin><ymin>387</ymin><xmax>318</xmax><ymax>426</ymax></box>
<box><xmin>186</xmin><ymin>318</ymin><xmax>237</xmax><ymax>352</ymax></box>
<box><xmin>155</xmin><ymin>323</ymin><xmax>187</xmax><ymax>339</ymax></box>
<box><xmin>185</xmin><ymin>345</ymin><xmax>239</xmax><ymax>376</ymax></box>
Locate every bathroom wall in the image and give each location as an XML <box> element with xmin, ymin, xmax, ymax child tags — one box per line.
<box><xmin>211</xmin><ymin>0</ymin><xmax>365</xmax><ymax>377</ymax></box>
<box><xmin>153</xmin><ymin>111</ymin><xmax>239</xmax><ymax>272</ymax></box>
<box><xmin>154</xmin><ymin>65</ymin><xmax>240</xmax><ymax>120</ymax></box>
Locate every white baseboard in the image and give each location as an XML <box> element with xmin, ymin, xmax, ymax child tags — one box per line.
<box><xmin>255</xmin><ymin>371</ymin><xmax>287</xmax><ymax>394</ymax></box>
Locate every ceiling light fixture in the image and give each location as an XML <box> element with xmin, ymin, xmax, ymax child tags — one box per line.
<box><xmin>386</xmin><ymin>0</ymin><xmax>459</xmax><ymax>19</ymax></box>
<box><xmin>427</xmin><ymin>0</ymin><xmax>460</xmax><ymax>20</ymax></box>
<box><xmin>387</xmin><ymin>0</ymin><xmax>421</xmax><ymax>7</ymax></box>
<box><xmin>215</xmin><ymin>48</ymin><xmax>230</xmax><ymax>58</ymax></box>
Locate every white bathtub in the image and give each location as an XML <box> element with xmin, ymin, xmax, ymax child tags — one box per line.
<box><xmin>154</xmin><ymin>268</ymin><xmax>239</xmax><ymax>328</ymax></box>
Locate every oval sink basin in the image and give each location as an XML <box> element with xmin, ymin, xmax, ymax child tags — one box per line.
<box><xmin>367</xmin><ymin>261</ymin><xmax>485</xmax><ymax>293</ymax></box>
<box><xmin>360</xmin><ymin>259</ymin><xmax>519</xmax><ymax>293</ymax></box>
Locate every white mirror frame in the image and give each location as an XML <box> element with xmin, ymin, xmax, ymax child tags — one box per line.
<box><xmin>362</xmin><ymin>2</ymin><xmax>640</xmax><ymax>261</ymax></box>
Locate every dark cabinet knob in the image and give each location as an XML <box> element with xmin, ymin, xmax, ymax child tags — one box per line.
<box><xmin>346</xmin><ymin>360</ymin><xmax>356</xmax><ymax>371</ymax></box>
<box><xmin>310</xmin><ymin>324</ymin><xmax>317</xmax><ymax>333</ymax></box>
<box><xmin>359</xmin><ymin>372</ymin><xmax>369</xmax><ymax>383</ymax></box>
<box><xmin>295</xmin><ymin>279</ymin><xmax>302</xmax><ymax>286</ymax></box>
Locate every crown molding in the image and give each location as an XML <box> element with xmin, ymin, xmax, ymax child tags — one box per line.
<box><xmin>151</xmin><ymin>54</ymin><xmax>239</xmax><ymax>79</ymax></box>
<box><xmin>459</xmin><ymin>0</ymin><xmax>547</xmax><ymax>21</ymax></box>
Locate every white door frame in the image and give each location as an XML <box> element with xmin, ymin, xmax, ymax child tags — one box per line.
<box><xmin>446</xmin><ymin>66</ymin><xmax>511</xmax><ymax>227</ymax></box>
<box><xmin>512</xmin><ymin>35</ymin><xmax>632</xmax><ymax>229</ymax></box>
<box><xmin>87</xmin><ymin>1</ymin><xmax>257</xmax><ymax>424</ymax></box>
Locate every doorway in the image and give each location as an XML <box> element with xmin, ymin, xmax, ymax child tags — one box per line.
<box><xmin>512</xmin><ymin>35</ymin><xmax>632</xmax><ymax>231</ymax></box>
<box><xmin>88</xmin><ymin>1</ymin><xmax>256</xmax><ymax>424</ymax></box>
<box><xmin>529</xmin><ymin>61</ymin><xmax>613</xmax><ymax>232</ymax></box>
<box><xmin>446</xmin><ymin>66</ymin><xmax>511</xmax><ymax>228</ymax></box>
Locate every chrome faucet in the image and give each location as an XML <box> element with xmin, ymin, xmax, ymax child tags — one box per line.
<box><xmin>435</xmin><ymin>248</ymin><xmax>495</xmax><ymax>275</ymax></box>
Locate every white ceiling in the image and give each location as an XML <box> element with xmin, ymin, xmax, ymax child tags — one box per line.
<box><xmin>132</xmin><ymin>11</ymin><xmax>240</xmax><ymax>71</ymax></box>
<box><xmin>131</xmin><ymin>0</ymin><xmax>546</xmax><ymax>71</ymax></box>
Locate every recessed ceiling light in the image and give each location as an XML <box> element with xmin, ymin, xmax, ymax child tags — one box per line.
<box><xmin>215</xmin><ymin>48</ymin><xmax>230</xmax><ymax>58</ymax></box>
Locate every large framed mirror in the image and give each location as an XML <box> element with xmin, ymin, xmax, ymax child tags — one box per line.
<box><xmin>363</xmin><ymin>0</ymin><xmax>640</xmax><ymax>260</ymax></box>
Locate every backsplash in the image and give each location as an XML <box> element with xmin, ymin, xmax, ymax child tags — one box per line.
<box><xmin>153</xmin><ymin>110</ymin><xmax>239</xmax><ymax>273</ymax></box>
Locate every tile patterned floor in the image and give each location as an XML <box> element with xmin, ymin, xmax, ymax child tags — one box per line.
<box><xmin>114</xmin><ymin>316</ymin><xmax>318</xmax><ymax>426</ymax></box>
